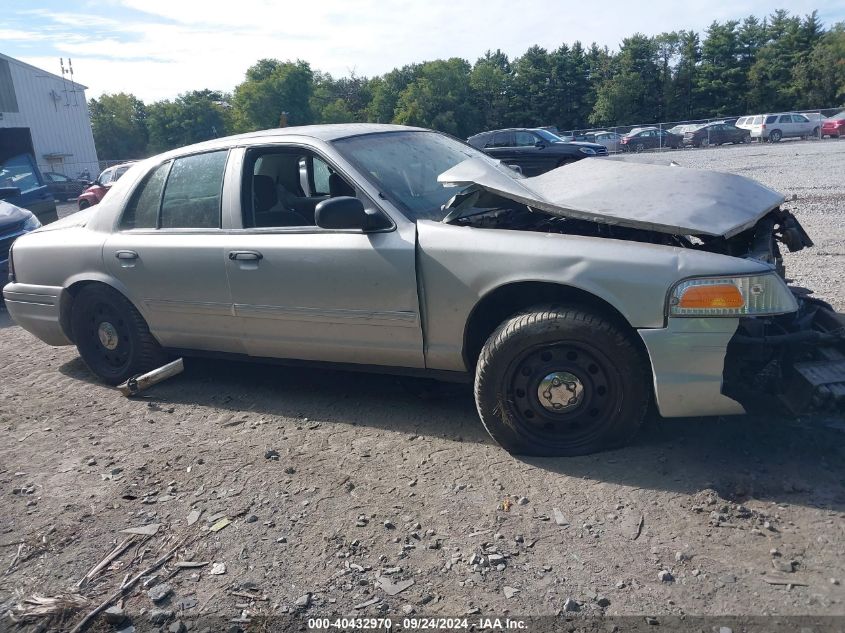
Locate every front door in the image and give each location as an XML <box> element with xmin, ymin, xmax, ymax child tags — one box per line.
<box><xmin>224</xmin><ymin>146</ymin><xmax>425</xmax><ymax>368</ymax></box>
<box><xmin>104</xmin><ymin>150</ymin><xmax>243</xmax><ymax>354</ymax></box>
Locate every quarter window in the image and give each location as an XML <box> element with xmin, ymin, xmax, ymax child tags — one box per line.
<box><xmin>312</xmin><ymin>156</ymin><xmax>332</xmax><ymax>195</ymax></box>
<box><xmin>160</xmin><ymin>151</ymin><xmax>227</xmax><ymax>229</ymax></box>
<box><xmin>121</xmin><ymin>162</ymin><xmax>170</xmax><ymax>230</ymax></box>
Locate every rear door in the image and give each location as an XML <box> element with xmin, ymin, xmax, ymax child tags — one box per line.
<box><xmin>104</xmin><ymin>150</ymin><xmax>242</xmax><ymax>354</ymax></box>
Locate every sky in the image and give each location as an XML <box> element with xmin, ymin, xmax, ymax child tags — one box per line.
<box><xmin>3</xmin><ymin>0</ymin><xmax>844</xmax><ymax>103</ymax></box>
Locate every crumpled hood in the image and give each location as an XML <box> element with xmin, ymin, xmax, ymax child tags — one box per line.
<box><xmin>0</xmin><ymin>200</ymin><xmax>32</xmax><ymax>229</ymax></box>
<box><xmin>438</xmin><ymin>157</ymin><xmax>785</xmax><ymax>238</ymax></box>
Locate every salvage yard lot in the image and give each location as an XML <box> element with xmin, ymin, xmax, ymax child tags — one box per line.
<box><xmin>1</xmin><ymin>140</ymin><xmax>844</xmax><ymax>628</ymax></box>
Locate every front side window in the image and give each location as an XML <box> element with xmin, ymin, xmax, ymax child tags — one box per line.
<box><xmin>160</xmin><ymin>151</ymin><xmax>227</xmax><ymax>229</ymax></box>
<box><xmin>0</xmin><ymin>154</ymin><xmax>41</xmax><ymax>193</ymax></box>
<box><xmin>491</xmin><ymin>131</ymin><xmax>511</xmax><ymax>147</ymax></box>
<box><xmin>778</xmin><ymin>115</ymin><xmax>791</xmax><ymax>123</ymax></box>
<box><xmin>334</xmin><ymin>130</ymin><xmax>506</xmax><ymax>222</ymax></box>
<box><xmin>514</xmin><ymin>131</ymin><xmax>537</xmax><ymax>146</ymax></box>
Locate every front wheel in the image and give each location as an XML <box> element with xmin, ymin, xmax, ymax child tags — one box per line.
<box><xmin>474</xmin><ymin>306</ymin><xmax>650</xmax><ymax>456</ymax></box>
<box><xmin>71</xmin><ymin>285</ymin><xmax>168</xmax><ymax>385</ymax></box>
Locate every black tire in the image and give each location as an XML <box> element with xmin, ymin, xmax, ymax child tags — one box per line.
<box><xmin>811</xmin><ymin>127</ymin><xmax>820</xmax><ymax>139</ymax></box>
<box><xmin>769</xmin><ymin>129</ymin><xmax>782</xmax><ymax>143</ymax></box>
<box><xmin>71</xmin><ymin>285</ymin><xmax>167</xmax><ymax>385</ymax></box>
<box><xmin>78</xmin><ymin>200</ymin><xmax>90</xmax><ymax>210</ymax></box>
<box><xmin>474</xmin><ymin>306</ymin><xmax>650</xmax><ymax>456</ymax></box>
<box><xmin>634</xmin><ymin>143</ymin><xmax>645</xmax><ymax>153</ymax></box>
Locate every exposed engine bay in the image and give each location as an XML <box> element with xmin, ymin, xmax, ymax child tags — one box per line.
<box><xmin>444</xmin><ymin>191</ymin><xmax>845</xmax><ymax>414</ymax></box>
<box><xmin>443</xmin><ymin>189</ymin><xmax>813</xmax><ymax>275</ymax></box>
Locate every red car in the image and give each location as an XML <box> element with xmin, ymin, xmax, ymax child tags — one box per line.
<box><xmin>78</xmin><ymin>162</ymin><xmax>135</xmax><ymax>210</ymax></box>
<box><xmin>821</xmin><ymin>111</ymin><xmax>845</xmax><ymax>138</ymax></box>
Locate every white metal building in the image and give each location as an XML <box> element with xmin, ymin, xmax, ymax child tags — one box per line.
<box><xmin>0</xmin><ymin>52</ymin><xmax>99</xmax><ymax>178</ymax></box>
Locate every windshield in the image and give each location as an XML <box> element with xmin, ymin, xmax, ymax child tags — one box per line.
<box><xmin>333</xmin><ymin>131</ymin><xmax>507</xmax><ymax>221</ymax></box>
<box><xmin>533</xmin><ymin>129</ymin><xmax>563</xmax><ymax>143</ymax></box>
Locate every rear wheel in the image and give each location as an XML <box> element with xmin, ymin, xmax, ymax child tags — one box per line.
<box><xmin>71</xmin><ymin>285</ymin><xmax>167</xmax><ymax>385</ymax></box>
<box><xmin>474</xmin><ymin>306</ymin><xmax>650</xmax><ymax>456</ymax></box>
<box><xmin>700</xmin><ymin>137</ymin><xmax>709</xmax><ymax>148</ymax></box>
<box><xmin>769</xmin><ymin>129</ymin><xmax>783</xmax><ymax>143</ymax></box>
<box><xmin>634</xmin><ymin>143</ymin><xmax>645</xmax><ymax>153</ymax></box>
<box><xmin>811</xmin><ymin>126</ymin><xmax>820</xmax><ymax>139</ymax></box>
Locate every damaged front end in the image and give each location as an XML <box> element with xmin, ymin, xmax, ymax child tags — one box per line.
<box><xmin>438</xmin><ymin>157</ymin><xmax>845</xmax><ymax>416</ymax></box>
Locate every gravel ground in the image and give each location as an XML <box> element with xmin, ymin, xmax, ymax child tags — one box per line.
<box><xmin>1</xmin><ymin>140</ymin><xmax>844</xmax><ymax>632</ymax></box>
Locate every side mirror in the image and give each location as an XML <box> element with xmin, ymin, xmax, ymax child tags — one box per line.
<box><xmin>0</xmin><ymin>186</ymin><xmax>21</xmax><ymax>201</ymax></box>
<box><xmin>534</xmin><ymin>141</ymin><xmax>546</xmax><ymax>148</ymax></box>
<box><xmin>315</xmin><ymin>196</ymin><xmax>389</xmax><ymax>231</ymax></box>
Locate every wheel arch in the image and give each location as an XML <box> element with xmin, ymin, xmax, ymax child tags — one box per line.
<box><xmin>462</xmin><ymin>280</ymin><xmax>646</xmax><ymax>371</ymax></box>
<box><xmin>60</xmin><ymin>275</ymin><xmax>143</xmax><ymax>343</ymax></box>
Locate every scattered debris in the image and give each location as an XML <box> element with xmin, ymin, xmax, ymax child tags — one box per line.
<box><xmin>552</xmin><ymin>508</ymin><xmax>569</xmax><ymax>526</ymax></box>
<box><xmin>376</xmin><ymin>576</ymin><xmax>414</xmax><ymax>596</ymax></box>
<box><xmin>173</xmin><ymin>561</ymin><xmax>209</xmax><ymax>569</ymax></box>
<box><xmin>264</xmin><ymin>449</ymin><xmax>280</xmax><ymax>461</ymax></box>
<box><xmin>103</xmin><ymin>606</ymin><xmax>125</xmax><ymax>625</ymax></box>
<box><xmin>632</xmin><ymin>514</ymin><xmax>645</xmax><ymax>540</ymax></box>
<box><xmin>658</xmin><ymin>570</ymin><xmax>674</xmax><ymax>583</ymax></box>
<box><xmin>117</xmin><ymin>358</ymin><xmax>184</xmax><ymax>396</ymax></box>
<box><xmin>209</xmin><ymin>562</ymin><xmax>226</xmax><ymax>575</ymax></box>
<box><xmin>10</xmin><ymin>594</ymin><xmax>90</xmax><ymax>625</ymax></box>
<box><xmin>209</xmin><ymin>518</ymin><xmax>231</xmax><ymax>533</ymax></box>
<box><xmin>295</xmin><ymin>593</ymin><xmax>312</xmax><ymax>609</ymax></box>
<box><xmin>76</xmin><ymin>537</ymin><xmax>135</xmax><ymax>587</ymax></box>
<box><xmin>503</xmin><ymin>586</ymin><xmax>519</xmax><ymax>599</ymax></box>
<box><xmin>762</xmin><ymin>576</ymin><xmax>808</xmax><ymax>586</ymax></box>
<box><xmin>353</xmin><ymin>597</ymin><xmax>380</xmax><ymax>610</ymax></box>
<box><xmin>120</xmin><ymin>524</ymin><xmax>160</xmax><ymax>536</ymax></box>
<box><xmin>147</xmin><ymin>582</ymin><xmax>172</xmax><ymax>603</ymax></box>
<box><xmin>563</xmin><ymin>597</ymin><xmax>580</xmax><ymax>612</ymax></box>
<box><xmin>186</xmin><ymin>510</ymin><xmax>201</xmax><ymax>526</ymax></box>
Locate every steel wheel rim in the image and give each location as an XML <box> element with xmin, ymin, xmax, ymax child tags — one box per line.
<box><xmin>84</xmin><ymin>301</ymin><xmax>131</xmax><ymax>373</ymax></box>
<box><xmin>505</xmin><ymin>341</ymin><xmax>621</xmax><ymax>448</ymax></box>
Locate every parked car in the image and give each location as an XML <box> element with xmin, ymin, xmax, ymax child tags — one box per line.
<box><xmin>619</xmin><ymin>127</ymin><xmax>683</xmax><ymax>152</ymax></box>
<box><xmin>683</xmin><ymin>122</ymin><xmax>751</xmax><ymax>147</ymax></box>
<box><xmin>0</xmin><ymin>188</ymin><xmax>42</xmax><ymax>281</ymax></box>
<box><xmin>582</xmin><ymin>131</ymin><xmax>623</xmax><ymax>152</ymax></box>
<box><xmin>467</xmin><ymin>128</ymin><xmax>607</xmax><ymax>176</ymax></box>
<box><xmin>5</xmin><ymin>124</ymin><xmax>843</xmax><ymax>457</ymax></box>
<box><xmin>0</xmin><ymin>154</ymin><xmax>58</xmax><ymax>225</ymax></box>
<box><xmin>736</xmin><ymin>113</ymin><xmax>819</xmax><ymax>142</ymax></box>
<box><xmin>78</xmin><ymin>162</ymin><xmax>135</xmax><ymax>210</ymax></box>
<box><xmin>43</xmin><ymin>171</ymin><xmax>90</xmax><ymax>201</ymax></box>
<box><xmin>821</xmin><ymin>111</ymin><xmax>845</xmax><ymax>138</ymax></box>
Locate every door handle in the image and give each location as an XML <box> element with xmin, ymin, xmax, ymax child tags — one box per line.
<box><xmin>115</xmin><ymin>250</ymin><xmax>138</xmax><ymax>260</ymax></box>
<box><xmin>228</xmin><ymin>250</ymin><xmax>263</xmax><ymax>261</ymax></box>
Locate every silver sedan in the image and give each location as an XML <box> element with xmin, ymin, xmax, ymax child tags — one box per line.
<box><xmin>4</xmin><ymin>124</ymin><xmax>844</xmax><ymax>456</ymax></box>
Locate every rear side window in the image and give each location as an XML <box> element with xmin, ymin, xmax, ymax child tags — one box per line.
<box><xmin>121</xmin><ymin>162</ymin><xmax>170</xmax><ymax>230</ymax></box>
<box><xmin>491</xmin><ymin>132</ymin><xmax>511</xmax><ymax>147</ymax></box>
<box><xmin>766</xmin><ymin>115</ymin><xmax>777</xmax><ymax>124</ymax></box>
<box><xmin>160</xmin><ymin>151</ymin><xmax>228</xmax><ymax>229</ymax></box>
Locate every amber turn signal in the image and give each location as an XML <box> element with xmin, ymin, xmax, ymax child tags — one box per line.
<box><xmin>678</xmin><ymin>283</ymin><xmax>744</xmax><ymax>309</ymax></box>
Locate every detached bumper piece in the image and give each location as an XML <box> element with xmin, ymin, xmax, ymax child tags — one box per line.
<box><xmin>723</xmin><ymin>290</ymin><xmax>845</xmax><ymax>414</ymax></box>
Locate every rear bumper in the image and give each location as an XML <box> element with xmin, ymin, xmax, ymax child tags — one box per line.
<box><xmin>638</xmin><ymin>318</ymin><xmax>746</xmax><ymax>418</ymax></box>
<box><xmin>2</xmin><ymin>282</ymin><xmax>71</xmax><ymax>346</ymax></box>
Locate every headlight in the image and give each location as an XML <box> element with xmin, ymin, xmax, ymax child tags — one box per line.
<box><xmin>578</xmin><ymin>147</ymin><xmax>597</xmax><ymax>155</ymax></box>
<box><xmin>668</xmin><ymin>273</ymin><xmax>798</xmax><ymax>317</ymax></box>
<box><xmin>22</xmin><ymin>215</ymin><xmax>41</xmax><ymax>231</ymax></box>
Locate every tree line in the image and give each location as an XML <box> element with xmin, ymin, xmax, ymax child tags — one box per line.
<box><xmin>90</xmin><ymin>9</ymin><xmax>844</xmax><ymax>160</ymax></box>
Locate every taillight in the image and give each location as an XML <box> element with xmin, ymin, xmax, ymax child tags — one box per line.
<box><xmin>8</xmin><ymin>242</ymin><xmax>15</xmax><ymax>283</ymax></box>
<box><xmin>761</xmin><ymin>124</ymin><xmax>766</xmax><ymax>129</ymax></box>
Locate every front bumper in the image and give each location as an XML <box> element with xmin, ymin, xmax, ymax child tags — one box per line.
<box><xmin>639</xmin><ymin>318</ymin><xmax>746</xmax><ymax>418</ymax></box>
<box><xmin>2</xmin><ymin>282</ymin><xmax>72</xmax><ymax>346</ymax></box>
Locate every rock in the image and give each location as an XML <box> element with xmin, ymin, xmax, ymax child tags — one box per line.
<box><xmin>353</xmin><ymin>597</ymin><xmax>380</xmax><ymax>610</ymax></box>
<box><xmin>657</xmin><ymin>570</ymin><xmax>674</xmax><ymax>583</ymax></box>
<box><xmin>147</xmin><ymin>582</ymin><xmax>172</xmax><ymax>603</ymax></box>
<box><xmin>401</xmin><ymin>605</ymin><xmax>415</xmax><ymax>615</ymax></box>
<box><xmin>376</xmin><ymin>576</ymin><xmax>414</xmax><ymax>596</ymax></box>
<box><xmin>718</xmin><ymin>627</ymin><xmax>733</xmax><ymax>633</ymax></box>
<box><xmin>264</xmin><ymin>449</ymin><xmax>280</xmax><ymax>460</ymax></box>
<box><xmin>295</xmin><ymin>593</ymin><xmax>312</xmax><ymax>609</ymax></box>
<box><xmin>518</xmin><ymin>497</ymin><xmax>529</xmax><ymax>505</ymax></box>
<box><xmin>553</xmin><ymin>508</ymin><xmax>569</xmax><ymax>526</ymax></box>
<box><xmin>515</xmin><ymin>534</ymin><xmax>525</xmax><ymax>543</ymax></box>
<box><xmin>504</xmin><ymin>586</ymin><xmax>519</xmax><ymax>599</ymax></box>
<box><xmin>772</xmin><ymin>559</ymin><xmax>795</xmax><ymax>573</ymax></box>
<box><xmin>645</xmin><ymin>616</ymin><xmax>659</xmax><ymax>625</ymax></box>
<box><xmin>142</xmin><ymin>574</ymin><xmax>160</xmax><ymax>589</ymax></box>
<box><xmin>168</xmin><ymin>621</ymin><xmax>186</xmax><ymax>633</ymax></box>
<box><xmin>174</xmin><ymin>597</ymin><xmax>198</xmax><ymax>610</ymax></box>
<box><xmin>383</xmin><ymin>520</ymin><xmax>396</xmax><ymax>529</ymax></box>
<box><xmin>596</xmin><ymin>596</ymin><xmax>611</xmax><ymax>608</ymax></box>
<box><xmin>186</xmin><ymin>509</ymin><xmax>201</xmax><ymax>526</ymax></box>
<box><xmin>615</xmin><ymin>580</ymin><xmax>626</xmax><ymax>589</ymax></box>
<box><xmin>674</xmin><ymin>551</ymin><xmax>690</xmax><ymax>562</ymax></box>
<box><xmin>104</xmin><ymin>606</ymin><xmax>126</xmax><ymax>625</ymax></box>
<box><xmin>277</xmin><ymin>536</ymin><xmax>288</xmax><ymax>543</ymax></box>
<box><xmin>209</xmin><ymin>562</ymin><xmax>226</xmax><ymax>575</ymax></box>
<box><xmin>245</xmin><ymin>514</ymin><xmax>258</xmax><ymax>523</ymax></box>
<box><xmin>691</xmin><ymin>569</ymin><xmax>700</xmax><ymax>576</ymax></box>
<box><xmin>563</xmin><ymin>597</ymin><xmax>580</xmax><ymax>612</ymax></box>
<box><xmin>87</xmin><ymin>458</ymin><xmax>97</xmax><ymax>466</ymax></box>
<box><xmin>284</xmin><ymin>466</ymin><xmax>296</xmax><ymax>474</ymax></box>
<box><xmin>831</xmin><ymin>578</ymin><xmax>840</xmax><ymax>585</ymax></box>
<box><xmin>115</xmin><ymin>626</ymin><xmax>135</xmax><ymax>633</ymax></box>
<box><xmin>120</xmin><ymin>523</ymin><xmax>161</xmax><ymax>536</ymax></box>
<box><xmin>148</xmin><ymin>609</ymin><xmax>173</xmax><ymax>625</ymax></box>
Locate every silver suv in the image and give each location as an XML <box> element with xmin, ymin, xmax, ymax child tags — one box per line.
<box><xmin>736</xmin><ymin>113</ymin><xmax>819</xmax><ymax>142</ymax></box>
